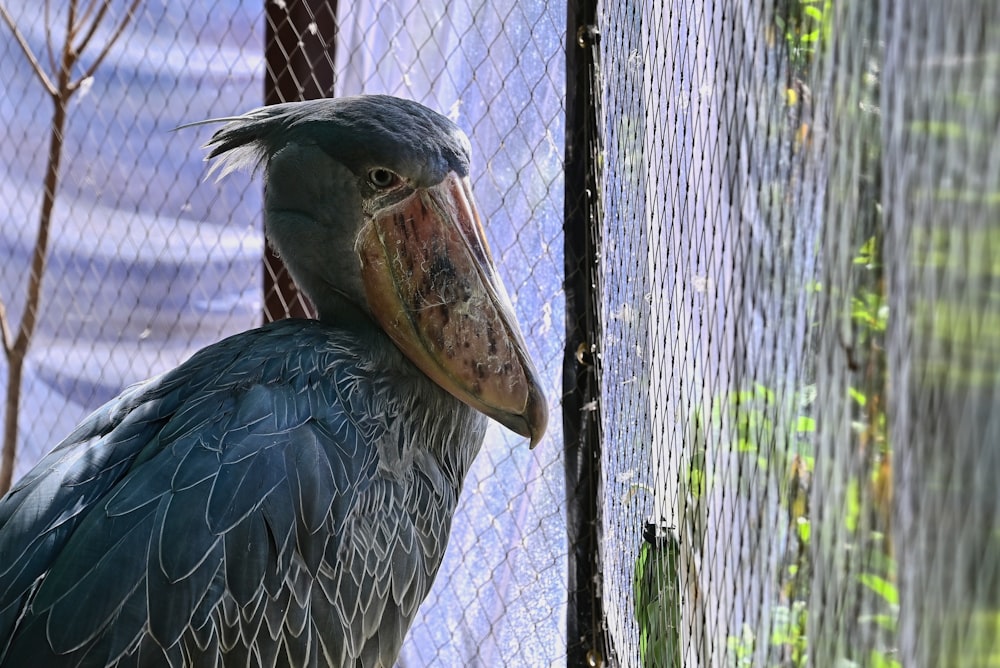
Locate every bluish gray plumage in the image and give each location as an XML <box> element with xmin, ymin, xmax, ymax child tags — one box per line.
<box><xmin>0</xmin><ymin>320</ymin><xmax>484</xmax><ymax>666</ymax></box>
<box><xmin>0</xmin><ymin>95</ymin><xmax>543</xmax><ymax>667</ymax></box>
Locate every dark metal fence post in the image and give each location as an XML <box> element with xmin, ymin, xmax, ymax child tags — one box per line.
<box><xmin>564</xmin><ymin>0</ymin><xmax>607</xmax><ymax>663</ymax></box>
<box><xmin>262</xmin><ymin>0</ymin><xmax>339</xmax><ymax>322</ymax></box>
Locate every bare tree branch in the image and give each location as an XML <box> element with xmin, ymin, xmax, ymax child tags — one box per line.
<box><xmin>0</xmin><ymin>299</ymin><xmax>12</xmax><ymax>357</ymax></box>
<box><xmin>44</xmin><ymin>0</ymin><xmax>56</xmax><ymax>74</ymax></box>
<box><xmin>72</xmin><ymin>0</ymin><xmax>140</xmax><ymax>88</ymax></box>
<box><xmin>0</xmin><ymin>3</ymin><xmax>58</xmax><ymax>95</ymax></box>
<box><xmin>66</xmin><ymin>0</ymin><xmax>77</xmax><ymax>41</ymax></box>
<box><xmin>0</xmin><ymin>0</ymin><xmax>144</xmax><ymax>494</ymax></box>
<box><xmin>73</xmin><ymin>0</ymin><xmax>111</xmax><ymax>57</ymax></box>
<box><xmin>77</xmin><ymin>0</ymin><xmax>102</xmax><ymax>30</ymax></box>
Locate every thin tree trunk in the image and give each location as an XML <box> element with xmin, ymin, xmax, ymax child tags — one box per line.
<box><xmin>0</xmin><ymin>0</ymin><xmax>140</xmax><ymax>494</ymax></box>
<box><xmin>1</xmin><ymin>352</ymin><xmax>25</xmax><ymax>493</ymax></box>
<box><xmin>0</xmin><ymin>85</ymin><xmax>69</xmax><ymax>494</ymax></box>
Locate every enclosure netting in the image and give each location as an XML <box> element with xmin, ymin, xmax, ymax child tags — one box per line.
<box><xmin>2</xmin><ymin>0</ymin><xmax>998</xmax><ymax>665</ymax></box>
<box><xmin>599</xmin><ymin>0</ymin><xmax>1000</xmax><ymax>666</ymax></box>
<box><xmin>0</xmin><ymin>0</ymin><xmax>565</xmax><ymax>665</ymax></box>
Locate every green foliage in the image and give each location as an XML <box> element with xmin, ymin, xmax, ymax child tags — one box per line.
<box><xmin>726</xmin><ymin>603</ymin><xmax>808</xmax><ymax>668</ymax></box>
<box><xmin>774</xmin><ymin>0</ymin><xmax>833</xmax><ymax>70</ymax></box>
<box><xmin>869</xmin><ymin>649</ymin><xmax>903</xmax><ymax>668</ymax></box>
<box><xmin>634</xmin><ymin>523</ymin><xmax>683</xmax><ymax>668</ymax></box>
<box><xmin>853</xmin><ymin>236</ymin><xmax>881</xmax><ymax>268</ymax></box>
<box><xmin>771</xmin><ymin>602</ymin><xmax>809</xmax><ymax>666</ymax></box>
<box><xmin>714</xmin><ymin>230</ymin><xmax>899</xmax><ymax>666</ymax></box>
<box><xmin>695</xmin><ymin>380</ymin><xmax>815</xmax><ymax>666</ymax></box>
<box><xmin>691</xmin><ymin>4</ymin><xmax>904</xmax><ymax>662</ymax></box>
<box><xmin>728</xmin><ymin>624</ymin><xmax>757</xmax><ymax>667</ymax></box>
<box><xmin>858</xmin><ymin>572</ymin><xmax>898</xmax><ymax>608</ymax></box>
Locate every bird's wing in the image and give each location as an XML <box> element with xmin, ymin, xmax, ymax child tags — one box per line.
<box><xmin>0</xmin><ymin>319</ymin><xmax>446</xmax><ymax>667</ymax></box>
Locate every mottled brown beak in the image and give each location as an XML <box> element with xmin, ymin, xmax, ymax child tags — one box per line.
<box><xmin>358</xmin><ymin>172</ymin><xmax>548</xmax><ymax>447</ymax></box>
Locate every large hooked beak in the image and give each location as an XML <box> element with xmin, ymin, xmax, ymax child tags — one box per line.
<box><xmin>357</xmin><ymin>172</ymin><xmax>548</xmax><ymax>447</ymax></box>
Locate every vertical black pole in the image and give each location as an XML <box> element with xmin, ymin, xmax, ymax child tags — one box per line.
<box><xmin>262</xmin><ymin>0</ymin><xmax>338</xmax><ymax>322</ymax></box>
<box><xmin>564</xmin><ymin>0</ymin><xmax>606</xmax><ymax>663</ymax></box>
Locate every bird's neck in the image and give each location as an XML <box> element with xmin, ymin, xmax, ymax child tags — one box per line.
<box><xmin>371</xmin><ymin>335</ymin><xmax>489</xmax><ymax>491</ymax></box>
<box><xmin>310</xmin><ymin>289</ymin><xmax>377</xmax><ymax>331</ymax></box>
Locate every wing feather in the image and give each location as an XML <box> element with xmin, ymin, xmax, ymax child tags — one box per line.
<box><xmin>285</xmin><ymin>424</ymin><xmax>337</xmax><ymax>534</ymax></box>
<box><xmin>103</xmin><ymin>438</ymin><xmax>191</xmax><ymax>516</ymax></box>
<box><xmin>206</xmin><ymin>442</ymin><xmax>286</xmax><ymax>535</ymax></box>
<box><xmin>36</xmin><ymin>503</ymin><xmax>157</xmax><ymax>653</ymax></box>
<box><xmin>223</xmin><ymin>513</ymin><xmax>270</xmax><ymax>608</ymax></box>
<box><xmin>147</xmin><ymin>525</ymin><xmax>223</xmax><ymax>649</ymax></box>
<box><xmin>0</xmin><ymin>319</ymin><xmax>478</xmax><ymax>666</ymax></box>
<box><xmin>280</xmin><ymin>585</ymin><xmax>310</xmax><ymax>645</ymax></box>
<box><xmin>74</xmin><ymin>576</ymin><xmax>148</xmax><ymax>666</ymax></box>
<box><xmin>157</xmin><ymin>479</ymin><xmax>221</xmax><ymax>582</ymax></box>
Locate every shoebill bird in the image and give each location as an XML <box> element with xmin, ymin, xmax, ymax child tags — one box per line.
<box><xmin>0</xmin><ymin>95</ymin><xmax>547</xmax><ymax>667</ymax></box>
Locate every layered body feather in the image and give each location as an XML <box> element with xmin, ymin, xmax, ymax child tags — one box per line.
<box><xmin>0</xmin><ymin>319</ymin><xmax>485</xmax><ymax>667</ymax></box>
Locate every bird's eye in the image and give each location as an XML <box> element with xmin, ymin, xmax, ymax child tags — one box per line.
<box><xmin>368</xmin><ymin>168</ymin><xmax>399</xmax><ymax>189</ymax></box>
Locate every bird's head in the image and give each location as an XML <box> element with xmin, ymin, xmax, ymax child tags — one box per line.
<box><xmin>201</xmin><ymin>95</ymin><xmax>547</xmax><ymax>447</ymax></box>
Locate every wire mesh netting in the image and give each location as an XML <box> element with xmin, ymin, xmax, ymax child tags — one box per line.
<box><xmin>2</xmin><ymin>0</ymin><xmax>999</xmax><ymax>666</ymax></box>
<box><xmin>599</xmin><ymin>0</ymin><xmax>999</xmax><ymax>666</ymax></box>
<box><xmin>0</xmin><ymin>0</ymin><xmax>566</xmax><ymax>665</ymax></box>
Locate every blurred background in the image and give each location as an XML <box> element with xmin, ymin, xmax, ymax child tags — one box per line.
<box><xmin>0</xmin><ymin>0</ymin><xmax>997</xmax><ymax>665</ymax></box>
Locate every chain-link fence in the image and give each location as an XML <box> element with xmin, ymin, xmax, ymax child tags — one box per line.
<box><xmin>2</xmin><ymin>0</ymin><xmax>997</xmax><ymax>666</ymax></box>
<box><xmin>600</xmin><ymin>0</ymin><xmax>999</xmax><ymax>666</ymax></box>
<box><xmin>1</xmin><ymin>0</ymin><xmax>565</xmax><ymax>665</ymax></box>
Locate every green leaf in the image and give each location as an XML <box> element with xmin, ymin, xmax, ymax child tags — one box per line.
<box><xmin>869</xmin><ymin>649</ymin><xmax>901</xmax><ymax>668</ymax></box>
<box><xmin>848</xmin><ymin>387</ymin><xmax>867</xmax><ymax>407</ymax></box>
<box><xmin>754</xmin><ymin>383</ymin><xmax>776</xmax><ymax>403</ymax></box>
<box><xmin>854</xmin><ymin>236</ymin><xmax>878</xmax><ymax>264</ymax></box>
<box><xmin>796</xmin><ymin>517</ymin><xmax>811</xmax><ymax>543</ymax></box>
<box><xmin>845</xmin><ymin>479</ymin><xmax>861</xmax><ymax>532</ymax></box>
<box><xmin>858</xmin><ymin>613</ymin><xmax>898</xmax><ymax>632</ymax></box>
<box><xmin>688</xmin><ymin>468</ymin><xmax>707</xmax><ymax>498</ymax></box>
<box><xmin>858</xmin><ymin>573</ymin><xmax>899</xmax><ymax>606</ymax></box>
<box><xmin>803</xmin><ymin>5</ymin><xmax>824</xmax><ymax>20</ymax></box>
<box><xmin>796</xmin><ymin>416</ymin><xmax>816</xmax><ymax>433</ymax></box>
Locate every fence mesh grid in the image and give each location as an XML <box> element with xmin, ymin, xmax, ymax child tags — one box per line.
<box><xmin>2</xmin><ymin>0</ymin><xmax>998</xmax><ymax>666</ymax></box>
<box><xmin>0</xmin><ymin>0</ymin><xmax>566</xmax><ymax>665</ymax></box>
<box><xmin>599</xmin><ymin>0</ymin><xmax>1000</xmax><ymax>667</ymax></box>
